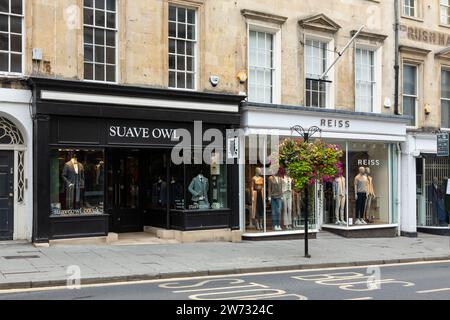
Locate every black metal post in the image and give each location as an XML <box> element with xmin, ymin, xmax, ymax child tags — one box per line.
<box><xmin>303</xmin><ymin>133</ymin><xmax>311</xmax><ymax>258</ymax></box>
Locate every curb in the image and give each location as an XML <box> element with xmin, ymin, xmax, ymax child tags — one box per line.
<box><xmin>1</xmin><ymin>255</ymin><xmax>449</xmax><ymax>291</ymax></box>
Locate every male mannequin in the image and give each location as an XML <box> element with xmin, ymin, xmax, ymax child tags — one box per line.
<box><xmin>62</xmin><ymin>154</ymin><xmax>85</xmax><ymax>210</ymax></box>
<box><xmin>354</xmin><ymin>167</ymin><xmax>368</xmax><ymax>225</ymax></box>
<box><xmin>268</xmin><ymin>169</ymin><xmax>283</xmax><ymax>231</ymax></box>
<box><xmin>152</xmin><ymin>176</ymin><xmax>167</xmax><ymax>207</ymax></box>
<box><xmin>333</xmin><ymin>174</ymin><xmax>346</xmax><ymax>225</ymax></box>
<box><xmin>429</xmin><ymin>177</ymin><xmax>446</xmax><ymax>226</ymax></box>
<box><xmin>292</xmin><ymin>188</ymin><xmax>301</xmax><ymax>229</ymax></box>
<box><xmin>251</xmin><ymin>168</ymin><xmax>264</xmax><ymax>230</ymax></box>
<box><xmin>364</xmin><ymin>167</ymin><xmax>375</xmax><ymax>223</ymax></box>
<box><xmin>188</xmin><ymin>172</ymin><xmax>209</xmax><ymax>208</ymax></box>
<box><xmin>282</xmin><ymin>175</ymin><xmax>293</xmax><ymax>230</ymax></box>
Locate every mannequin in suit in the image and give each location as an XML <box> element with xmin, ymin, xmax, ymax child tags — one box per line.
<box><xmin>188</xmin><ymin>172</ymin><xmax>209</xmax><ymax>208</ymax></box>
<box><xmin>268</xmin><ymin>169</ymin><xmax>283</xmax><ymax>231</ymax></box>
<box><xmin>251</xmin><ymin>168</ymin><xmax>264</xmax><ymax>230</ymax></box>
<box><xmin>62</xmin><ymin>154</ymin><xmax>85</xmax><ymax>209</ymax></box>
<box><xmin>333</xmin><ymin>174</ymin><xmax>346</xmax><ymax>225</ymax></box>
<box><xmin>364</xmin><ymin>167</ymin><xmax>375</xmax><ymax>223</ymax></box>
<box><xmin>152</xmin><ymin>176</ymin><xmax>167</xmax><ymax>207</ymax></box>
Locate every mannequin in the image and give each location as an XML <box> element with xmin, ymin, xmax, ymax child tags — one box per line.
<box><xmin>95</xmin><ymin>160</ymin><xmax>104</xmax><ymax>186</ymax></box>
<box><xmin>292</xmin><ymin>187</ymin><xmax>301</xmax><ymax>229</ymax></box>
<box><xmin>152</xmin><ymin>176</ymin><xmax>167</xmax><ymax>207</ymax></box>
<box><xmin>282</xmin><ymin>175</ymin><xmax>293</xmax><ymax>230</ymax></box>
<box><xmin>268</xmin><ymin>169</ymin><xmax>283</xmax><ymax>231</ymax></box>
<box><xmin>251</xmin><ymin>168</ymin><xmax>264</xmax><ymax>230</ymax></box>
<box><xmin>333</xmin><ymin>174</ymin><xmax>346</xmax><ymax>225</ymax></box>
<box><xmin>188</xmin><ymin>172</ymin><xmax>209</xmax><ymax>208</ymax></box>
<box><xmin>429</xmin><ymin>177</ymin><xmax>446</xmax><ymax>226</ymax></box>
<box><xmin>354</xmin><ymin>167</ymin><xmax>368</xmax><ymax>225</ymax></box>
<box><xmin>364</xmin><ymin>167</ymin><xmax>375</xmax><ymax>223</ymax></box>
<box><xmin>62</xmin><ymin>154</ymin><xmax>85</xmax><ymax>210</ymax></box>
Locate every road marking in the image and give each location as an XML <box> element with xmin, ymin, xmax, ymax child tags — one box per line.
<box><xmin>417</xmin><ymin>288</ymin><xmax>450</xmax><ymax>294</ymax></box>
<box><xmin>345</xmin><ymin>297</ymin><xmax>373</xmax><ymax>300</ymax></box>
<box><xmin>0</xmin><ymin>259</ymin><xmax>448</xmax><ymax>295</ymax></box>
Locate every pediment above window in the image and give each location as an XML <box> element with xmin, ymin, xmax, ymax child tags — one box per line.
<box><xmin>241</xmin><ymin>9</ymin><xmax>288</xmax><ymax>25</ymax></box>
<box><xmin>351</xmin><ymin>30</ymin><xmax>388</xmax><ymax>43</ymax></box>
<box><xmin>298</xmin><ymin>13</ymin><xmax>341</xmax><ymax>34</ymax></box>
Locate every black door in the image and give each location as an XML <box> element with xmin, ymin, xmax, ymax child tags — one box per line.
<box><xmin>109</xmin><ymin>151</ymin><xmax>142</xmax><ymax>233</ymax></box>
<box><xmin>0</xmin><ymin>151</ymin><xmax>14</xmax><ymax>240</ymax></box>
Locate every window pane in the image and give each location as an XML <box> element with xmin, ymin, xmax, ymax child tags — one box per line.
<box><xmin>169</xmin><ymin>6</ymin><xmax>176</xmax><ymax>22</ymax></box>
<box><xmin>85</xmin><ymin>44</ymin><xmax>93</xmax><ymax>62</ymax></box>
<box><xmin>106</xmin><ymin>65</ymin><xmax>115</xmax><ymax>82</ymax></box>
<box><xmin>11</xmin><ymin>0</ymin><xmax>22</xmax><ymax>14</ymax></box>
<box><xmin>441</xmin><ymin>99</ymin><xmax>450</xmax><ymax>128</ymax></box>
<box><xmin>186</xmin><ymin>41</ymin><xmax>193</xmax><ymax>56</ymax></box>
<box><xmin>186</xmin><ymin>56</ymin><xmax>193</xmax><ymax>71</ymax></box>
<box><xmin>169</xmin><ymin>71</ymin><xmax>176</xmax><ymax>87</ymax></box>
<box><xmin>177</xmin><ymin>72</ymin><xmax>185</xmax><ymax>88</ymax></box>
<box><xmin>106</xmin><ymin>47</ymin><xmax>115</xmax><ymax>64</ymax></box>
<box><xmin>169</xmin><ymin>39</ymin><xmax>175</xmax><ymax>54</ymax></box>
<box><xmin>106</xmin><ymin>12</ymin><xmax>115</xmax><ymax>29</ymax></box>
<box><xmin>442</xmin><ymin>70</ymin><xmax>450</xmax><ymax>99</ymax></box>
<box><xmin>178</xmin><ymin>23</ymin><xmax>186</xmax><ymax>39</ymax></box>
<box><xmin>403</xmin><ymin>65</ymin><xmax>417</xmax><ymax>95</ymax></box>
<box><xmin>403</xmin><ymin>96</ymin><xmax>416</xmax><ymax>126</ymax></box>
<box><xmin>84</xmin><ymin>27</ymin><xmax>93</xmax><ymax>44</ymax></box>
<box><xmin>0</xmin><ymin>14</ymin><xmax>7</xmax><ymax>32</ymax></box>
<box><xmin>95</xmin><ymin>45</ymin><xmax>104</xmax><ymax>63</ymax></box>
<box><xmin>84</xmin><ymin>8</ymin><xmax>94</xmax><ymax>25</ymax></box>
<box><xmin>95</xmin><ymin>28</ymin><xmax>104</xmax><ymax>45</ymax></box>
<box><xmin>177</xmin><ymin>55</ymin><xmax>185</xmax><ymax>70</ymax></box>
<box><xmin>10</xmin><ymin>53</ymin><xmax>20</xmax><ymax>72</ymax></box>
<box><xmin>169</xmin><ymin>22</ymin><xmax>176</xmax><ymax>38</ymax></box>
<box><xmin>84</xmin><ymin>63</ymin><xmax>93</xmax><ymax>79</ymax></box>
<box><xmin>0</xmin><ymin>52</ymin><xmax>7</xmax><ymax>71</ymax></box>
<box><xmin>187</xmin><ymin>25</ymin><xmax>195</xmax><ymax>40</ymax></box>
<box><xmin>10</xmin><ymin>34</ymin><xmax>21</xmax><ymax>52</ymax></box>
<box><xmin>84</xmin><ymin>0</ymin><xmax>94</xmax><ymax>8</ymax></box>
<box><xmin>95</xmin><ymin>0</ymin><xmax>105</xmax><ymax>9</ymax></box>
<box><xmin>0</xmin><ymin>32</ymin><xmax>8</xmax><ymax>50</ymax></box>
<box><xmin>187</xmin><ymin>9</ymin><xmax>195</xmax><ymax>24</ymax></box>
<box><xmin>106</xmin><ymin>0</ymin><xmax>115</xmax><ymax>11</ymax></box>
<box><xmin>0</xmin><ymin>0</ymin><xmax>8</xmax><ymax>14</ymax></box>
<box><xmin>95</xmin><ymin>10</ymin><xmax>105</xmax><ymax>27</ymax></box>
<box><xmin>177</xmin><ymin>7</ymin><xmax>186</xmax><ymax>23</ymax></box>
<box><xmin>186</xmin><ymin>73</ymin><xmax>194</xmax><ymax>89</ymax></box>
<box><xmin>177</xmin><ymin>40</ymin><xmax>185</xmax><ymax>55</ymax></box>
<box><xmin>106</xmin><ymin>30</ymin><xmax>115</xmax><ymax>46</ymax></box>
<box><xmin>169</xmin><ymin>54</ymin><xmax>175</xmax><ymax>69</ymax></box>
<box><xmin>95</xmin><ymin>63</ymin><xmax>105</xmax><ymax>81</ymax></box>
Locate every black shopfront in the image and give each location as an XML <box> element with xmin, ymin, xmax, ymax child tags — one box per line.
<box><xmin>30</xmin><ymin>78</ymin><xmax>242</xmax><ymax>243</ymax></box>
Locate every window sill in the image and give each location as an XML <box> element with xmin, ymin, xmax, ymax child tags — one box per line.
<box><xmin>401</xmin><ymin>15</ymin><xmax>424</xmax><ymax>23</ymax></box>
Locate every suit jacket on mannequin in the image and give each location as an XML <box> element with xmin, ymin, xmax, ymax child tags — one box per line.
<box><xmin>188</xmin><ymin>175</ymin><xmax>209</xmax><ymax>203</ymax></box>
<box><xmin>62</xmin><ymin>160</ymin><xmax>85</xmax><ymax>189</ymax></box>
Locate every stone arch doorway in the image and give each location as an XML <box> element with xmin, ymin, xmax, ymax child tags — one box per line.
<box><xmin>0</xmin><ymin>116</ymin><xmax>26</xmax><ymax>240</ymax></box>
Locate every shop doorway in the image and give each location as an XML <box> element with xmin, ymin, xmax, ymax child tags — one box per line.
<box><xmin>0</xmin><ymin>151</ymin><xmax>14</xmax><ymax>240</ymax></box>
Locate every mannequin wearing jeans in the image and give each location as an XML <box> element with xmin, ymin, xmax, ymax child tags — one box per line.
<box><xmin>282</xmin><ymin>176</ymin><xmax>293</xmax><ymax>230</ymax></box>
<box><xmin>364</xmin><ymin>167</ymin><xmax>375</xmax><ymax>223</ymax></box>
<box><xmin>333</xmin><ymin>175</ymin><xmax>346</xmax><ymax>225</ymax></box>
<box><xmin>354</xmin><ymin>167</ymin><xmax>368</xmax><ymax>225</ymax></box>
<box><xmin>268</xmin><ymin>173</ymin><xmax>283</xmax><ymax>231</ymax></box>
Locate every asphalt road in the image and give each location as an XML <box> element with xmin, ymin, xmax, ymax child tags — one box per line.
<box><xmin>0</xmin><ymin>260</ymin><xmax>449</xmax><ymax>300</ymax></box>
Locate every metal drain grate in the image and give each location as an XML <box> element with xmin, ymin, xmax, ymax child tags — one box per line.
<box><xmin>3</xmin><ymin>255</ymin><xmax>40</xmax><ymax>260</ymax></box>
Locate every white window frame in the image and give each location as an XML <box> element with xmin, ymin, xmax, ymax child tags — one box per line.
<box><xmin>168</xmin><ymin>4</ymin><xmax>198</xmax><ymax>91</ymax></box>
<box><xmin>82</xmin><ymin>0</ymin><xmax>119</xmax><ymax>84</ymax></box>
<box><xmin>355</xmin><ymin>44</ymin><xmax>382</xmax><ymax>113</ymax></box>
<box><xmin>403</xmin><ymin>0</ymin><xmax>419</xmax><ymax>18</ymax></box>
<box><xmin>303</xmin><ymin>33</ymin><xmax>335</xmax><ymax>109</ymax></box>
<box><xmin>0</xmin><ymin>0</ymin><xmax>25</xmax><ymax>76</ymax></box>
<box><xmin>403</xmin><ymin>63</ymin><xmax>419</xmax><ymax>128</ymax></box>
<box><xmin>441</xmin><ymin>0</ymin><xmax>450</xmax><ymax>25</ymax></box>
<box><xmin>440</xmin><ymin>68</ymin><xmax>450</xmax><ymax>130</ymax></box>
<box><xmin>247</xmin><ymin>22</ymin><xmax>281</xmax><ymax>104</ymax></box>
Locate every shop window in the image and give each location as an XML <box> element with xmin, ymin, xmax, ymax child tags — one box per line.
<box><xmin>441</xmin><ymin>69</ymin><xmax>450</xmax><ymax>129</ymax></box>
<box><xmin>83</xmin><ymin>0</ymin><xmax>117</xmax><ymax>82</ymax></box>
<box><xmin>305</xmin><ymin>39</ymin><xmax>329</xmax><ymax>108</ymax></box>
<box><xmin>0</xmin><ymin>0</ymin><xmax>23</xmax><ymax>74</ymax></box>
<box><xmin>248</xmin><ymin>30</ymin><xmax>274</xmax><ymax>104</ymax></box>
<box><xmin>168</xmin><ymin>5</ymin><xmax>196</xmax><ymax>90</ymax></box>
<box><xmin>50</xmin><ymin>149</ymin><xmax>105</xmax><ymax>216</ymax></box>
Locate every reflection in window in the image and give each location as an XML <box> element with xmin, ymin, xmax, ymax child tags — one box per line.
<box><xmin>50</xmin><ymin>149</ymin><xmax>104</xmax><ymax>216</ymax></box>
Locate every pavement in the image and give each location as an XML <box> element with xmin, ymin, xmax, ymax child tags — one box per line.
<box><xmin>0</xmin><ymin>232</ymin><xmax>449</xmax><ymax>290</ymax></box>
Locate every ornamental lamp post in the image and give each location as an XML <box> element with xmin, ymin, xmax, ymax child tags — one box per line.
<box><xmin>290</xmin><ymin>125</ymin><xmax>322</xmax><ymax>258</ymax></box>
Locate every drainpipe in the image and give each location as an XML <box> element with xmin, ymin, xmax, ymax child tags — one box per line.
<box><xmin>394</xmin><ymin>0</ymin><xmax>401</xmax><ymax>115</ymax></box>
<box><xmin>396</xmin><ymin>142</ymin><xmax>402</xmax><ymax>236</ymax></box>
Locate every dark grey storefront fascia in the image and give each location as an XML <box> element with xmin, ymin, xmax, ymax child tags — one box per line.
<box><xmin>29</xmin><ymin>77</ymin><xmax>244</xmax><ymax>243</ymax></box>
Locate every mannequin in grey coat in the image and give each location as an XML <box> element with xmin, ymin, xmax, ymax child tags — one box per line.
<box><xmin>188</xmin><ymin>173</ymin><xmax>209</xmax><ymax>207</ymax></box>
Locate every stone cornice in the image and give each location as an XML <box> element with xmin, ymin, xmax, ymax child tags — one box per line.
<box><xmin>241</xmin><ymin>9</ymin><xmax>288</xmax><ymax>25</ymax></box>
